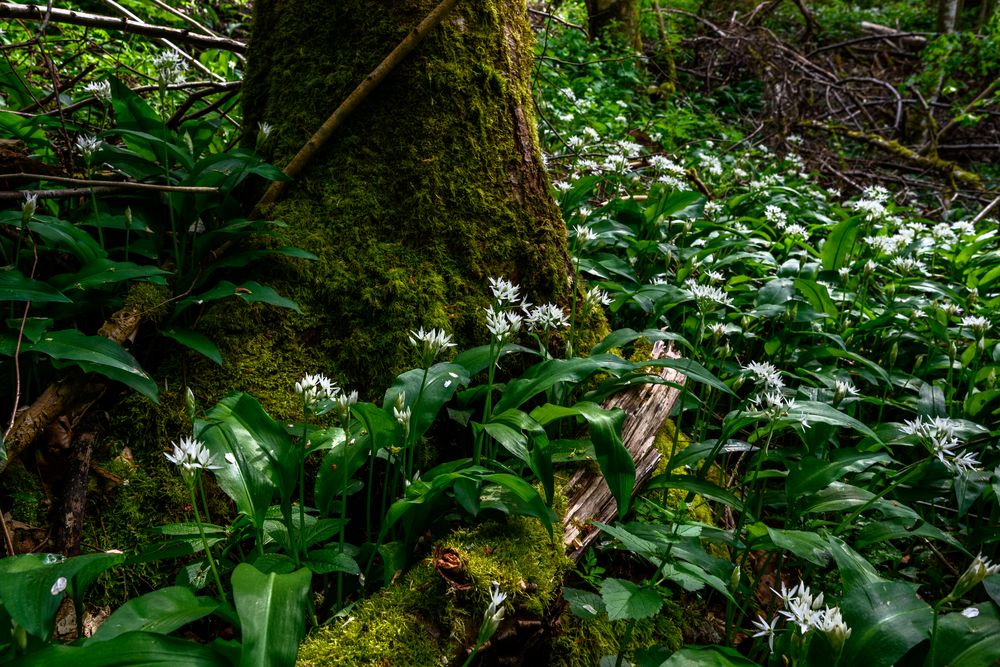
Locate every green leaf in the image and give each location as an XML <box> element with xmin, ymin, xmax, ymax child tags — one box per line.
<box><xmin>787</xmin><ymin>401</ymin><xmax>880</xmax><ymax>441</ymax></box>
<box><xmin>562</xmin><ymin>586</ymin><xmax>605</xmax><ymax>619</ymax></box>
<box><xmin>87</xmin><ymin>587</ymin><xmax>218</xmax><ymax>643</ymax></box>
<box><xmin>840</xmin><ymin>580</ymin><xmax>933</xmax><ymax>667</ymax></box>
<box><xmin>49</xmin><ymin>259</ymin><xmax>170</xmax><ymax>291</ymax></box>
<box><xmin>930</xmin><ymin>603</ymin><xmax>1000</xmax><ymax>666</ymax></box>
<box><xmin>822</xmin><ymin>216</ymin><xmax>862</xmax><ymax>271</ymax></box>
<box><xmin>756</xmin><ymin>525</ymin><xmax>831</xmax><ymax>565</ymax></box>
<box><xmin>9</xmin><ymin>631</ymin><xmax>231</xmax><ymax>666</ymax></box>
<box><xmin>383</xmin><ymin>363</ymin><xmax>470</xmax><ymax>442</ymax></box>
<box><xmin>600</xmin><ymin>578</ymin><xmax>662</xmax><ymax>621</ymax></box>
<box><xmin>644</xmin><ymin>475</ymin><xmax>746</xmax><ymax>514</ymax></box>
<box><xmin>794</xmin><ymin>278</ymin><xmax>838</xmax><ymax>318</ymax></box>
<box><xmin>304</xmin><ymin>549</ymin><xmax>360</xmax><ymax>576</ymax></box>
<box><xmin>483</xmin><ymin>473</ymin><xmax>555</xmax><ymax>540</ymax></box>
<box><xmin>27</xmin><ymin>329</ymin><xmax>158</xmax><ymax>401</ymax></box>
<box><xmin>160</xmin><ymin>327</ymin><xmax>223</xmax><ymax>365</ymax></box>
<box><xmin>656</xmin><ymin>645</ymin><xmax>762</xmax><ymax>666</ymax></box>
<box><xmin>0</xmin><ymin>268</ymin><xmax>72</xmax><ymax>303</ymax></box>
<box><xmin>232</xmin><ymin>563</ymin><xmax>311</xmax><ymax>667</ymax></box>
<box><xmin>178</xmin><ymin>281</ymin><xmax>300</xmax><ymax>315</ymax></box>
<box><xmin>785</xmin><ymin>451</ymin><xmax>890</xmax><ymax>500</ymax></box>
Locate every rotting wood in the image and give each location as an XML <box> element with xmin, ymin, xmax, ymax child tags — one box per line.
<box><xmin>562</xmin><ymin>339</ymin><xmax>686</xmax><ymax>561</ymax></box>
<box><xmin>0</xmin><ymin>305</ymin><xmax>140</xmax><ymax>476</ymax></box>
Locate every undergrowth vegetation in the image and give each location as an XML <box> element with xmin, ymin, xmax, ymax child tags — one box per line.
<box><xmin>1</xmin><ymin>0</ymin><xmax>1000</xmax><ymax>666</ymax></box>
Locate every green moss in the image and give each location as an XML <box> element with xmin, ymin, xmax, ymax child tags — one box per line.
<box><xmin>652</xmin><ymin>421</ymin><xmax>715</xmax><ymax>527</ymax></box>
<box><xmin>237</xmin><ymin>0</ymin><xmax>578</xmax><ymax>393</ymax></box>
<box><xmin>2</xmin><ymin>460</ymin><xmax>46</xmax><ymax>526</ymax></box>
<box><xmin>549</xmin><ymin>602</ymin><xmax>684</xmax><ymax>666</ymax></box>
<box><xmin>298</xmin><ymin>514</ymin><xmax>571</xmax><ymax>666</ymax></box>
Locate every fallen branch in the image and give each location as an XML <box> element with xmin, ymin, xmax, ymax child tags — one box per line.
<box><xmin>0</xmin><ymin>2</ymin><xmax>246</xmax><ymax>53</ymax></box>
<box><xmin>802</xmin><ymin>120</ymin><xmax>983</xmax><ymax>189</ymax></box>
<box><xmin>562</xmin><ymin>340</ymin><xmax>685</xmax><ymax>561</ymax></box>
<box><xmin>0</xmin><ymin>305</ymin><xmax>142</xmax><ymax>476</ymax></box>
<box><xmin>252</xmin><ymin>0</ymin><xmax>462</xmax><ymax>214</ymax></box>
<box><xmin>2</xmin><ymin>173</ymin><xmax>219</xmax><ymax>194</ymax></box>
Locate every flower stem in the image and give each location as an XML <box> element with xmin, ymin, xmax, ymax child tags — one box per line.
<box><xmin>190</xmin><ymin>478</ymin><xmax>226</xmax><ymax>602</ymax></box>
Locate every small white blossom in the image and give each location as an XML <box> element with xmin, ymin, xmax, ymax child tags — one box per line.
<box><xmin>527</xmin><ymin>303</ymin><xmax>569</xmax><ymax>332</ymax></box>
<box><xmin>295</xmin><ymin>373</ymin><xmax>338</xmax><ymax>409</ymax></box>
<box><xmin>164</xmin><ymin>436</ymin><xmax>222</xmax><ymax>481</ymax></box>
<box><xmin>76</xmin><ymin>134</ymin><xmax>101</xmax><ymax>160</ymax></box>
<box><xmin>409</xmin><ymin>327</ymin><xmax>455</xmax><ymax>365</ymax></box>
<box><xmin>751</xmin><ymin>614</ymin><xmax>778</xmax><ymax>652</ymax></box>
<box><xmin>83</xmin><ymin>79</ymin><xmax>112</xmax><ymax>103</ymax></box>
<box><xmin>743</xmin><ymin>361</ymin><xmax>784</xmax><ymax>390</ymax></box>
<box><xmin>488</xmin><ymin>277</ymin><xmax>521</xmax><ymax>306</ymax></box>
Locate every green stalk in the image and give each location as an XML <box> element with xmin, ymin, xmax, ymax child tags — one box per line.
<box><xmin>833</xmin><ymin>459</ymin><xmax>928</xmax><ymax>535</ymax></box>
<box><xmin>190</xmin><ymin>477</ymin><xmax>226</xmax><ymax>602</ymax></box>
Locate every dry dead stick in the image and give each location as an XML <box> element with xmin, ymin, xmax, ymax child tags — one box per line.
<box><xmin>251</xmin><ymin>0</ymin><xmax>462</xmax><ymax>216</ymax></box>
<box><xmin>0</xmin><ymin>2</ymin><xmax>245</xmax><ymax>52</ymax></box>
<box><xmin>0</xmin><ymin>307</ymin><xmax>140</xmax><ymax>476</ymax></box>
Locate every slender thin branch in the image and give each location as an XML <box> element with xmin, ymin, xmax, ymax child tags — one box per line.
<box><xmin>0</xmin><ymin>2</ymin><xmax>246</xmax><ymax>53</ymax></box>
<box><xmin>252</xmin><ymin>0</ymin><xmax>462</xmax><ymax>215</ymax></box>
<box><xmin>1</xmin><ymin>173</ymin><xmax>219</xmax><ymax>193</ymax></box>
<box><xmin>971</xmin><ymin>193</ymin><xmax>1000</xmax><ymax>226</ymax></box>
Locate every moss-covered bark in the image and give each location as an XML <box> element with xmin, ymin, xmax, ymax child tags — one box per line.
<box><xmin>585</xmin><ymin>0</ymin><xmax>642</xmax><ymax>49</ymax></box>
<box><xmin>239</xmin><ymin>0</ymin><xmax>574</xmax><ymax>393</ymax></box>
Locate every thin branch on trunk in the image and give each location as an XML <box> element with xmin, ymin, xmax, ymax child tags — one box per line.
<box><xmin>251</xmin><ymin>0</ymin><xmax>462</xmax><ymax>215</ymax></box>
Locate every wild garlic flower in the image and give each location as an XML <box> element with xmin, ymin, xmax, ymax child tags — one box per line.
<box><xmin>699</xmin><ymin>154</ymin><xmax>723</xmax><ymax>176</ymax></box>
<box><xmin>863</xmin><ymin>184</ymin><xmax>891</xmax><ymax>202</ymax></box>
<box><xmin>833</xmin><ymin>379</ymin><xmax>861</xmax><ymax>406</ymax></box>
<box><xmin>742</xmin><ymin>361</ymin><xmax>784</xmax><ymax>391</ymax></box>
<box><xmin>574</xmin><ymin>225</ymin><xmax>597</xmax><ymax>246</ymax></box>
<box><xmin>21</xmin><ymin>192</ymin><xmax>37</xmax><ymax>223</ymax></box>
<box><xmin>76</xmin><ymin>135</ymin><xmax>101</xmax><ymax>160</ymax></box>
<box><xmin>851</xmin><ymin>198</ymin><xmax>886</xmax><ymax>221</ymax></box>
<box><xmin>890</xmin><ymin>256</ymin><xmax>926</xmax><ymax>275</ymax></box>
<box><xmin>83</xmin><ymin>79</ymin><xmax>112</xmax><ymax>103</ymax></box>
<box><xmin>584</xmin><ymin>286</ymin><xmax>613</xmax><ymax>313</ymax></box>
<box><xmin>784</xmin><ymin>223</ymin><xmax>808</xmax><ymax>240</ymax></box>
<box><xmin>152</xmin><ymin>50</ymin><xmax>188</xmax><ymax>85</ymax></box>
<box><xmin>165</xmin><ymin>436</ymin><xmax>222</xmax><ymax>481</ymax></box>
<box><xmin>295</xmin><ymin>373</ymin><xmax>338</xmax><ymax>410</ymax></box>
<box><xmin>409</xmin><ymin>327</ymin><xmax>455</xmax><ymax>366</ymax></box>
<box><xmin>764</xmin><ymin>205</ymin><xmax>787</xmax><ymax>228</ymax></box>
<box><xmin>526</xmin><ymin>303</ymin><xmax>569</xmax><ymax>332</ymax></box>
<box><xmin>582</xmin><ymin>126</ymin><xmax>600</xmax><ymax>142</ymax></box>
<box><xmin>948</xmin><ymin>554</ymin><xmax>1000</xmax><ymax>602</ymax></box>
<box><xmin>553</xmin><ymin>180</ymin><xmax>572</xmax><ymax>192</ymax></box>
<box><xmin>650</xmin><ymin>154</ymin><xmax>685</xmax><ymax>176</ymax></box>
<box><xmin>477</xmin><ymin>581</ymin><xmax>507</xmax><ymax>644</ymax></box>
<box><xmin>685</xmin><ymin>280</ymin><xmax>733</xmax><ymax>311</ymax></box>
<box><xmin>751</xmin><ymin>614</ymin><xmax>778</xmax><ymax>652</ymax></box>
<box><xmin>604</xmin><ymin>154</ymin><xmax>630</xmax><ymax>173</ymax></box>
<box><xmin>703</xmin><ymin>200</ymin><xmax>724</xmax><ymax>218</ymax></box>
<box><xmin>900</xmin><ymin>415</ymin><xmax>979</xmax><ymax>474</ymax></box>
<box><xmin>335</xmin><ymin>389</ymin><xmax>358</xmax><ymax>424</ymax></box>
<box><xmin>488</xmin><ymin>277</ymin><xmax>521</xmax><ymax>306</ymax></box>
<box><xmin>837</xmin><ymin>266</ymin><xmax>851</xmax><ymax>281</ymax></box>
<box><xmin>485</xmin><ymin>305</ymin><xmax>523</xmax><ymax>340</ymax></box>
<box><xmin>962</xmin><ymin>315</ymin><xmax>991</xmax><ymax>338</ymax></box>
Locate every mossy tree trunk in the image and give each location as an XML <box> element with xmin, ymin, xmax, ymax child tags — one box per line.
<box><xmin>586</xmin><ymin>0</ymin><xmax>642</xmax><ymax>48</ymax></box>
<box><xmin>239</xmin><ymin>0</ymin><xmax>573</xmax><ymax>393</ymax></box>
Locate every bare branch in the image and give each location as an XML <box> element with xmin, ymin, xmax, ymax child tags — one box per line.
<box><xmin>0</xmin><ymin>2</ymin><xmax>246</xmax><ymax>53</ymax></box>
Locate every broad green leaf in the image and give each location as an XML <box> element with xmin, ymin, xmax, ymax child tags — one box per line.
<box><xmin>0</xmin><ymin>269</ymin><xmax>72</xmax><ymax>303</ymax></box>
<box><xmin>384</xmin><ymin>362</ymin><xmax>470</xmax><ymax>442</ymax></box>
<box><xmin>644</xmin><ymin>474</ymin><xmax>746</xmax><ymax>514</ymax></box>
<box><xmin>566</xmin><ymin>402</ymin><xmax>635</xmax><ymax>517</ymax></box>
<box><xmin>656</xmin><ymin>645</ymin><xmax>762</xmax><ymax>666</ymax></box>
<box><xmin>160</xmin><ymin>327</ymin><xmax>223</xmax><ymax>365</ymax></box>
<box><xmin>232</xmin><ymin>563</ymin><xmax>311</xmax><ymax>667</ymax></box>
<box><xmin>87</xmin><ymin>587</ymin><xmax>218</xmax><ymax>643</ymax></box>
<box><xmin>840</xmin><ymin>580</ymin><xmax>932</xmax><ymax>667</ymax></box>
<box><xmin>930</xmin><ymin>603</ymin><xmax>1000</xmax><ymax>667</ymax></box>
<box><xmin>787</xmin><ymin>401</ymin><xmax>880</xmax><ymax>441</ymax></box>
<box><xmin>27</xmin><ymin>329</ymin><xmax>158</xmax><ymax>401</ymax></box>
<box><xmin>759</xmin><ymin>525</ymin><xmax>831</xmax><ymax>565</ymax></box>
<box><xmin>562</xmin><ymin>586</ymin><xmax>605</xmax><ymax>619</ymax></box>
<box><xmin>50</xmin><ymin>259</ymin><xmax>170</xmax><ymax>291</ymax></box>
<box><xmin>600</xmin><ymin>578</ymin><xmax>662</xmax><ymax>621</ymax></box>
<box><xmin>794</xmin><ymin>278</ymin><xmax>838</xmax><ymax>318</ymax></box>
<box><xmin>177</xmin><ymin>281</ymin><xmax>300</xmax><ymax>315</ymax></box>
<box><xmin>9</xmin><ymin>630</ymin><xmax>230</xmax><ymax>666</ymax></box>
<box><xmin>304</xmin><ymin>549</ymin><xmax>360</xmax><ymax>575</ymax></box>
<box><xmin>785</xmin><ymin>451</ymin><xmax>890</xmax><ymax>500</ymax></box>
<box><xmin>829</xmin><ymin>535</ymin><xmax>884</xmax><ymax>590</ymax></box>
<box><xmin>822</xmin><ymin>216</ymin><xmax>862</xmax><ymax>271</ymax></box>
<box><xmin>483</xmin><ymin>473</ymin><xmax>555</xmax><ymax>540</ymax></box>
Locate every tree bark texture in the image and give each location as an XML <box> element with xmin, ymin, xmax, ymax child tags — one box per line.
<box><xmin>586</xmin><ymin>0</ymin><xmax>642</xmax><ymax>48</ymax></box>
<box><xmin>239</xmin><ymin>0</ymin><xmax>574</xmax><ymax>392</ymax></box>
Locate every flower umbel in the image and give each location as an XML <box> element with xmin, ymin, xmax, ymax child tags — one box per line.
<box><xmin>295</xmin><ymin>373</ymin><xmax>338</xmax><ymax>412</ymax></box>
<box><xmin>409</xmin><ymin>327</ymin><xmax>455</xmax><ymax>366</ymax></box>
<box><xmin>164</xmin><ymin>436</ymin><xmax>222</xmax><ymax>482</ymax></box>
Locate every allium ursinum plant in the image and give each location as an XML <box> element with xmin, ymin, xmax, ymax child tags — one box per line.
<box><xmin>463</xmin><ymin>581</ymin><xmax>507</xmax><ymax>667</ymax></box>
<box><xmin>750</xmin><ymin>581</ymin><xmax>851</xmax><ymax>664</ymax></box>
<box><xmin>164</xmin><ymin>436</ymin><xmax>226</xmax><ymax>600</ymax></box>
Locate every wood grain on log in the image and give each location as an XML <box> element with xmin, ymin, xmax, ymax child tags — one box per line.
<box><xmin>562</xmin><ymin>339</ymin><xmax>685</xmax><ymax>561</ymax></box>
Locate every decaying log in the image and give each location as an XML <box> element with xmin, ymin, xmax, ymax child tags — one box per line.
<box><xmin>562</xmin><ymin>339</ymin><xmax>686</xmax><ymax>561</ymax></box>
<box><xmin>1</xmin><ymin>305</ymin><xmax>141</xmax><ymax>476</ymax></box>
<box><xmin>859</xmin><ymin>21</ymin><xmax>928</xmax><ymax>49</ymax></box>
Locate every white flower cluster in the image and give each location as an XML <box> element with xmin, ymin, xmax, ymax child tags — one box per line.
<box><xmin>961</xmin><ymin>315</ymin><xmax>991</xmax><ymax>338</ymax></box>
<box><xmin>526</xmin><ymin>303</ymin><xmax>569</xmax><ymax>332</ymax></box>
<box><xmin>165</xmin><ymin>436</ymin><xmax>222</xmax><ymax>481</ymax></box>
<box><xmin>684</xmin><ymin>278</ymin><xmax>733</xmax><ymax>311</ymax></box>
<box><xmin>753</xmin><ymin>581</ymin><xmax>852</xmax><ymax>654</ymax></box>
<box><xmin>699</xmin><ymin>153</ymin><xmax>723</xmax><ymax>176</ymax></box>
<box><xmin>295</xmin><ymin>373</ymin><xmax>339</xmax><ymax>411</ymax></box>
<box><xmin>152</xmin><ymin>50</ymin><xmax>188</xmax><ymax>85</ymax></box>
<box><xmin>83</xmin><ymin>79</ymin><xmax>112</xmax><ymax>103</ymax></box>
<box><xmin>900</xmin><ymin>415</ymin><xmax>980</xmax><ymax>474</ymax></box>
<box><xmin>409</xmin><ymin>326</ymin><xmax>455</xmax><ymax>366</ymax></box>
